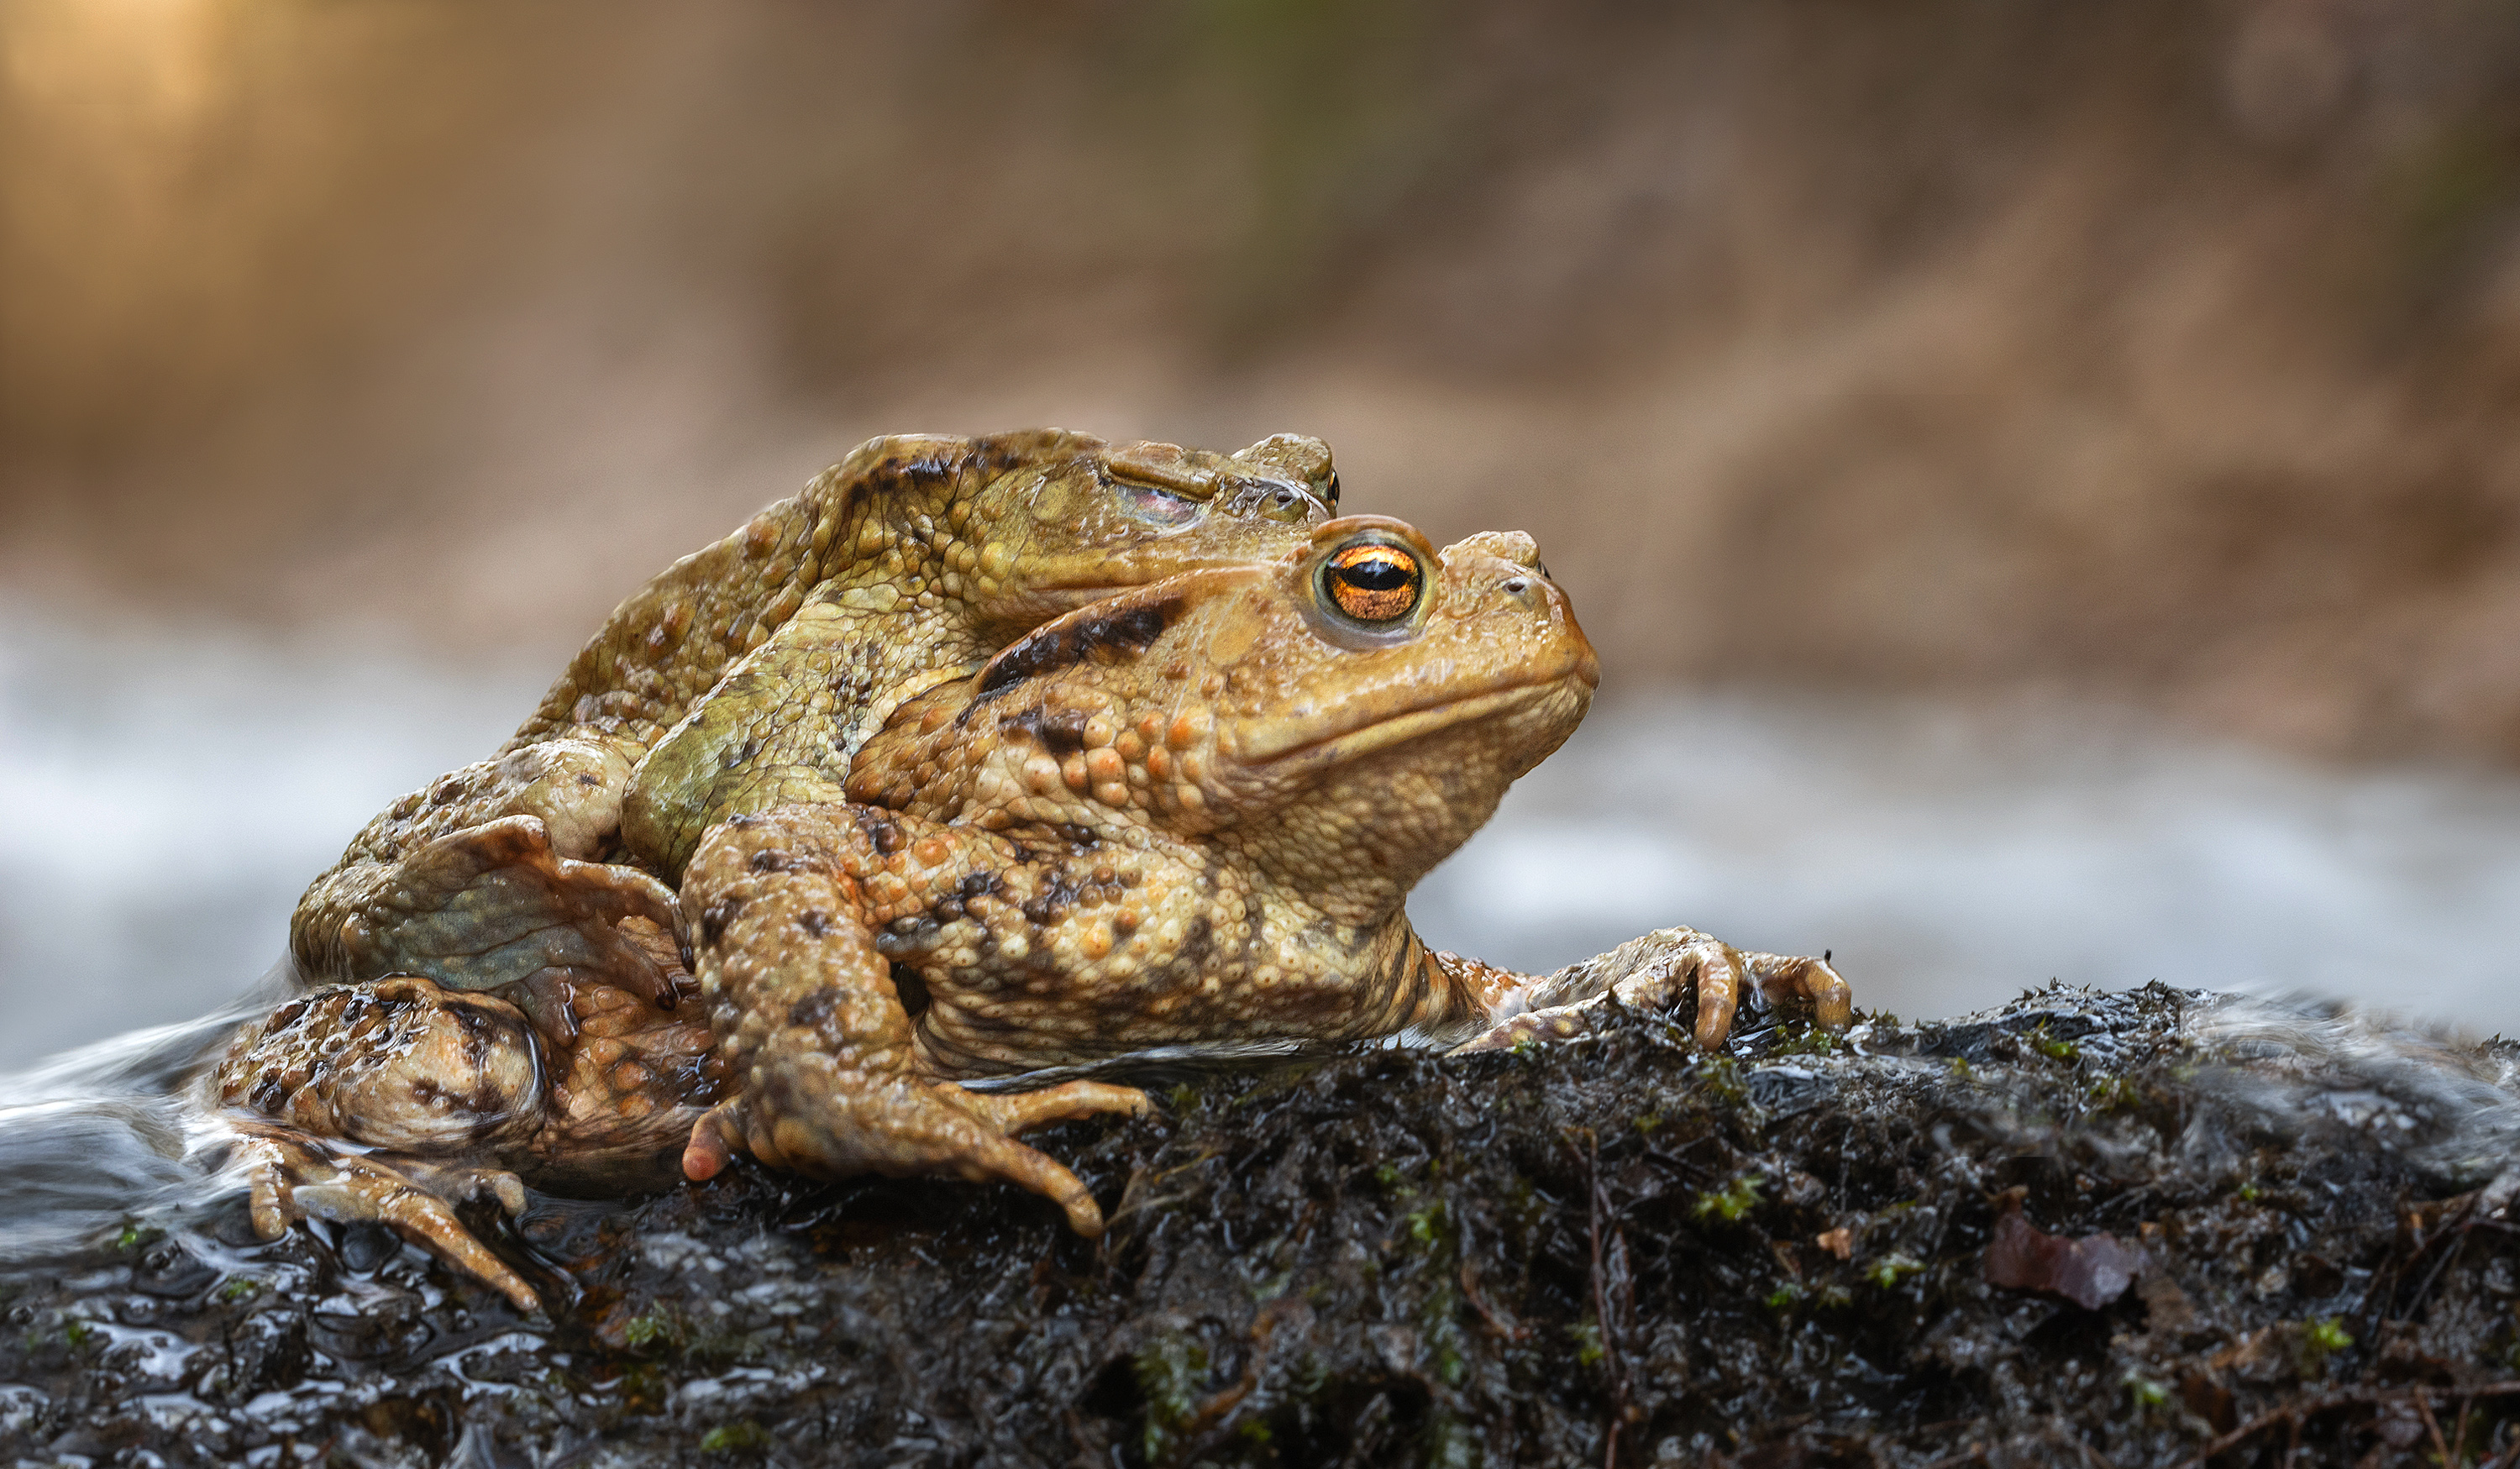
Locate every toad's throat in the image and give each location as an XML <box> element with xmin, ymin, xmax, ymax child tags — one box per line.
<box><xmin>1231</xmin><ymin>674</ymin><xmax>1589</xmax><ymax>770</ymax></box>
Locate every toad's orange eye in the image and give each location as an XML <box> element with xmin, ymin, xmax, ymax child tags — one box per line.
<box><xmin>1320</xmin><ymin>543</ymin><xmax>1422</xmax><ymax>624</ymax></box>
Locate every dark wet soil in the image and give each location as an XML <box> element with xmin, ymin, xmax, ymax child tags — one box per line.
<box><xmin>8</xmin><ymin>984</ymin><xmax>2520</xmax><ymax>1467</ymax></box>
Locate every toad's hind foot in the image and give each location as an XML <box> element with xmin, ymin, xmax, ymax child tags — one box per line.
<box><xmin>1450</xmin><ymin>927</ymin><xmax>1855</xmax><ymax>1054</ymax></box>
<box><xmin>231</xmin><ymin>1130</ymin><xmax>540</xmax><ymax>1313</ymax></box>
<box><xmin>681</xmin><ymin>1076</ymin><xmax>1147</xmax><ymax>1236</ymax></box>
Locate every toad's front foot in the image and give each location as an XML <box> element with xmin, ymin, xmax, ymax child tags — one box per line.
<box><xmin>328</xmin><ymin>816</ymin><xmax>688</xmax><ymax>1008</ymax></box>
<box><xmin>229</xmin><ymin>1129</ymin><xmax>540</xmax><ymax>1312</ymax></box>
<box><xmin>680</xmin><ymin>1068</ymin><xmax>1149</xmax><ymax>1235</ymax></box>
<box><xmin>1452</xmin><ymin>926</ymin><xmax>1852</xmax><ymax>1054</ymax></box>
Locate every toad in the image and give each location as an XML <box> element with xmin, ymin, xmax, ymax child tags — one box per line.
<box><xmin>214</xmin><ymin>515</ymin><xmax>1851</xmax><ymax>1310</ymax></box>
<box><xmin>288</xmin><ymin>429</ymin><xmax>1340</xmax><ymax>1027</ymax></box>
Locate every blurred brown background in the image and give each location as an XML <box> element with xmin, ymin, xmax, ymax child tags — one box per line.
<box><xmin>11</xmin><ymin>0</ymin><xmax>2520</xmax><ymax>762</ymax></box>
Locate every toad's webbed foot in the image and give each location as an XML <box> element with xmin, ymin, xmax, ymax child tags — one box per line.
<box><xmin>318</xmin><ymin>816</ymin><xmax>688</xmax><ymax>1008</ymax></box>
<box><xmin>681</xmin><ymin>1073</ymin><xmax>1149</xmax><ymax>1234</ymax></box>
<box><xmin>229</xmin><ymin>1130</ymin><xmax>540</xmax><ymax>1313</ymax></box>
<box><xmin>1452</xmin><ymin>926</ymin><xmax>1852</xmax><ymax>1054</ymax></box>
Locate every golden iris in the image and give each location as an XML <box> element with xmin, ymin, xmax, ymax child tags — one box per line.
<box><xmin>1321</xmin><ymin>543</ymin><xmax>1421</xmax><ymax>623</ymax></box>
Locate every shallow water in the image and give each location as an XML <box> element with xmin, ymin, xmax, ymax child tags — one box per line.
<box><xmin>5</xmin><ymin>608</ymin><xmax>2520</xmax><ymax>1078</ymax></box>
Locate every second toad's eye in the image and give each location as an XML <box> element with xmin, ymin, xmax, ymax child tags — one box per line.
<box><xmin>1320</xmin><ymin>543</ymin><xmax>1422</xmax><ymax>623</ymax></box>
<box><xmin>1113</xmin><ymin>480</ymin><xmax>1204</xmax><ymax>527</ymax></box>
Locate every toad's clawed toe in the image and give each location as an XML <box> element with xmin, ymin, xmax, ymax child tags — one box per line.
<box><xmin>1746</xmin><ymin>952</ymin><xmax>1855</xmax><ymax>1031</ymax></box>
<box><xmin>686</xmin><ymin>1077</ymin><xmax>1126</xmax><ymax>1236</ymax></box>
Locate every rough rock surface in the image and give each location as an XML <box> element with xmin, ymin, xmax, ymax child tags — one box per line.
<box><xmin>8</xmin><ymin>984</ymin><xmax>2520</xmax><ymax>1467</ymax></box>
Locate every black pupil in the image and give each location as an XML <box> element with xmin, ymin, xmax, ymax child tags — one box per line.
<box><xmin>1338</xmin><ymin>558</ymin><xmax>1411</xmax><ymax>591</ymax></box>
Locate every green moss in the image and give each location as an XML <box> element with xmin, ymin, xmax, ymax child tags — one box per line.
<box><xmin>218</xmin><ymin>1278</ymin><xmax>263</xmax><ymax>1304</ymax></box>
<box><xmin>1866</xmin><ymin>1254</ymin><xmax>1924</xmax><ymax>1288</ymax></box>
<box><xmin>1135</xmin><ymin>1334</ymin><xmax>1211</xmax><ymax>1463</ymax></box>
<box><xmin>2029</xmin><ymin>1025</ymin><xmax>2080</xmax><ymax>1062</ymax></box>
<box><xmin>1693</xmin><ymin>1173</ymin><xmax>1763</xmax><ymax>1224</ymax></box>
<box><xmin>621</xmin><ymin>1304</ymin><xmax>685</xmax><ymax>1353</ymax></box>
<box><xmin>2084</xmin><ymin>1076</ymin><xmax>2139</xmax><ymax>1113</ymax></box>
<box><xmin>698</xmin><ymin>1419</ymin><xmax>769</xmax><ymax>1453</ymax></box>
<box><xmin>1691</xmin><ymin>1055</ymin><xmax>1750</xmax><ymax>1109</ymax></box>
<box><xmin>1764</xmin><ymin>1283</ymin><xmax>1804</xmax><ymax>1311</ymax></box>
<box><xmin>1767</xmin><ymin>1023</ymin><xmax>1846</xmax><ymax>1058</ymax></box>
<box><xmin>2290</xmin><ymin>1316</ymin><xmax>2356</xmax><ymax>1378</ymax></box>
<box><xmin>1569</xmin><ymin>1318</ymin><xmax>1604</xmax><ymax>1368</ymax></box>
<box><xmin>1404</xmin><ymin>1201</ymin><xmax>1446</xmax><ymax>1248</ymax></box>
<box><xmin>113</xmin><ymin>1223</ymin><xmax>161</xmax><ymax>1252</ymax></box>
<box><xmin>2124</xmin><ymin>1372</ymin><xmax>2170</xmax><ymax>1414</ymax></box>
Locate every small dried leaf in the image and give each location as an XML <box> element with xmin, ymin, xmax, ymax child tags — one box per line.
<box><xmin>1984</xmin><ymin>1205</ymin><xmax>2145</xmax><ymax>1309</ymax></box>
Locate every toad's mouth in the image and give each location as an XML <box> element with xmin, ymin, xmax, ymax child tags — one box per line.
<box><xmin>1233</xmin><ymin>669</ymin><xmax>1596</xmax><ymax>773</ymax></box>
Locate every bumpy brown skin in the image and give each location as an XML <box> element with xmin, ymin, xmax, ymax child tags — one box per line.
<box><xmin>675</xmin><ymin>517</ymin><xmax>1851</xmax><ymax>1233</ymax></box>
<box><xmin>218</xmin><ymin>919</ymin><xmax>717</xmax><ymax>1309</ymax></box>
<box><xmin>287</xmin><ymin>429</ymin><xmax>1340</xmax><ymax>1009</ymax></box>
<box><xmin>216</xmin><ymin>513</ymin><xmax>1852</xmax><ymax>1308</ymax></box>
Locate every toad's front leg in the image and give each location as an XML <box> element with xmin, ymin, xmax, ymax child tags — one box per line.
<box><xmin>1447</xmin><ymin>926</ymin><xmax>1852</xmax><ymax>1053</ymax></box>
<box><xmin>676</xmin><ymin>808</ymin><xmax>1147</xmax><ymax>1232</ymax></box>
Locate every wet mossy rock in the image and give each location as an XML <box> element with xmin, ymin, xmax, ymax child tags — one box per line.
<box><xmin>13</xmin><ymin>984</ymin><xmax>2520</xmax><ymax>1466</ymax></box>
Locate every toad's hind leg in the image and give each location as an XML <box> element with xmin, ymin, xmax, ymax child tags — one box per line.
<box><xmin>297</xmin><ymin>814</ymin><xmax>685</xmax><ymax>1007</ymax></box>
<box><xmin>291</xmin><ymin>739</ymin><xmax>688</xmax><ymax>1008</ymax></box>
<box><xmin>676</xmin><ymin>808</ymin><xmax>1147</xmax><ymax>1233</ymax></box>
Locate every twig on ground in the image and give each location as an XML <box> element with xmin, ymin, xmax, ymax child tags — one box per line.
<box><xmin>2183</xmin><ymin>1382</ymin><xmax>2520</xmax><ymax>1467</ymax></box>
<box><xmin>2416</xmin><ymin>1390</ymin><xmax>2453</xmax><ymax>1467</ymax></box>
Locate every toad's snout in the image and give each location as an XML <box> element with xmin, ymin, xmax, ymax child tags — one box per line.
<box><xmin>1451</xmin><ymin>533</ymin><xmax>1597</xmax><ymax>690</ymax></box>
